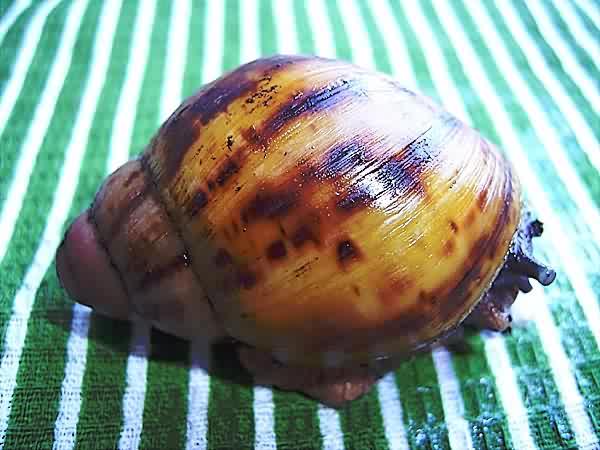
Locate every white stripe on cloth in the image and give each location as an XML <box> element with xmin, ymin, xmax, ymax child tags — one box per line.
<box><xmin>503</xmin><ymin>0</ymin><xmax>600</xmax><ymax>172</ymax></box>
<box><xmin>200</xmin><ymin>0</ymin><xmax>225</xmax><ymax>84</ymax></box>
<box><xmin>254</xmin><ymin>386</ymin><xmax>277</xmax><ymax>450</ymax></box>
<box><xmin>0</xmin><ymin>0</ymin><xmax>32</xmax><ymax>44</ymax></box>
<box><xmin>159</xmin><ymin>0</ymin><xmax>191</xmax><ymax>125</ymax></box>
<box><xmin>185</xmin><ymin>342</ymin><xmax>210</xmax><ymax>450</ymax></box>
<box><xmin>0</xmin><ymin>0</ymin><xmax>68</xmax><ymax>262</ymax></box>
<box><xmin>426</xmin><ymin>2</ymin><xmax>599</xmax><ymax>447</ymax></box>
<box><xmin>572</xmin><ymin>0</ymin><xmax>600</xmax><ymax>40</ymax></box>
<box><xmin>476</xmin><ymin>0</ymin><xmax>600</xmax><ymax>238</ymax></box>
<box><xmin>272</xmin><ymin>0</ymin><xmax>299</xmax><ymax>56</ymax></box>
<box><xmin>240</xmin><ymin>0</ymin><xmax>259</xmax><ymax>64</ymax></box>
<box><xmin>482</xmin><ymin>333</ymin><xmax>537</xmax><ymax>450</ymax></box>
<box><xmin>376</xmin><ymin>373</ymin><xmax>410</xmax><ymax>450</ymax></box>
<box><xmin>521</xmin><ymin>288</ymin><xmax>599</xmax><ymax>449</ymax></box>
<box><xmin>431</xmin><ymin>348</ymin><xmax>475</xmax><ymax>450</ymax></box>
<box><xmin>336</xmin><ymin>0</ymin><xmax>375</xmax><ymax>70</ymax></box>
<box><xmin>304</xmin><ymin>0</ymin><xmax>336</xmax><ymax>59</ymax></box>
<box><xmin>366</xmin><ymin>0</ymin><xmax>418</xmax><ymax>90</ymax></box>
<box><xmin>119</xmin><ymin>1</ymin><xmax>190</xmax><ymax>448</ymax></box>
<box><xmin>532</xmin><ymin>0</ymin><xmax>600</xmax><ymax>92</ymax></box>
<box><xmin>106</xmin><ymin>0</ymin><xmax>157</xmax><ymax>175</ymax></box>
<box><xmin>118</xmin><ymin>322</ymin><xmax>151</xmax><ymax>450</ymax></box>
<box><xmin>318</xmin><ymin>405</ymin><xmax>345</xmax><ymax>450</ymax></box>
<box><xmin>464</xmin><ymin>0</ymin><xmax>600</xmax><ymax>352</ymax></box>
<box><xmin>0</xmin><ymin>0</ymin><xmax>89</xmax><ymax>446</ymax></box>
<box><xmin>53</xmin><ymin>306</ymin><xmax>92</xmax><ymax>450</ymax></box>
<box><xmin>51</xmin><ymin>1</ymin><xmax>124</xmax><ymax>449</ymax></box>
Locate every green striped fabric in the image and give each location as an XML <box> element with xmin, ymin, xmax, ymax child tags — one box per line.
<box><xmin>0</xmin><ymin>0</ymin><xmax>598</xmax><ymax>448</ymax></box>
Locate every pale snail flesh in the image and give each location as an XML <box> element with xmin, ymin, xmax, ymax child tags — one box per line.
<box><xmin>56</xmin><ymin>55</ymin><xmax>556</xmax><ymax>407</ymax></box>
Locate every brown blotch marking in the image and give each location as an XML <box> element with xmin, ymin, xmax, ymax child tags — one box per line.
<box><xmin>214</xmin><ymin>248</ymin><xmax>233</xmax><ymax>267</ymax></box>
<box><xmin>227</xmin><ymin>135</ymin><xmax>234</xmax><ymax>150</ymax></box>
<box><xmin>266</xmin><ymin>240</ymin><xmax>287</xmax><ymax>261</ymax></box>
<box><xmin>449</xmin><ymin>220</ymin><xmax>459</xmax><ymax>234</ymax></box>
<box><xmin>241</xmin><ymin>188</ymin><xmax>299</xmax><ymax>223</ymax></box>
<box><xmin>207</xmin><ymin>180</ymin><xmax>216</xmax><ymax>191</ymax></box>
<box><xmin>337</xmin><ymin>239</ymin><xmax>362</xmax><ymax>267</ymax></box>
<box><xmin>159</xmin><ymin>55</ymin><xmax>309</xmax><ymax>180</ymax></box>
<box><xmin>442</xmin><ymin>239</ymin><xmax>455</xmax><ymax>257</ymax></box>
<box><xmin>464</xmin><ymin>209</ymin><xmax>477</xmax><ymax>228</ymax></box>
<box><xmin>352</xmin><ymin>285</ymin><xmax>361</xmax><ymax>297</ymax></box>
<box><xmin>137</xmin><ymin>252</ymin><xmax>190</xmax><ymax>291</ymax></box>
<box><xmin>232</xmin><ymin>221</ymin><xmax>240</xmax><ymax>234</ymax></box>
<box><xmin>478</xmin><ymin>188</ymin><xmax>489</xmax><ymax>211</ymax></box>
<box><xmin>291</xmin><ymin>223</ymin><xmax>320</xmax><ymax>248</ymax></box>
<box><xmin>187</xmin><ymin>189</ymin><xmax>208</xmax><ymax>217</ymax></box>
<box><xmin>378</xmin><ymin>276</ymin><xmax>414</xmax><ymax>307</ymax></box>
<box><xmin>238</xmin><ymin>269</ymin><xmax>258</xmax><ymax>289</ymax></box>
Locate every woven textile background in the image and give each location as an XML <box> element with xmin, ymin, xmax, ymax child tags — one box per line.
<box><xmin>1</xmin><ymin>0</ymin><xmax>599</xmax><ymax>449</ymax></box>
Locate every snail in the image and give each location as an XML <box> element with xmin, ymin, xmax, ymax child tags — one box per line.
<box><xmin>55</xmin><ymin>55</ymin><xmax>556</xmax><ymax>407</ymax></box>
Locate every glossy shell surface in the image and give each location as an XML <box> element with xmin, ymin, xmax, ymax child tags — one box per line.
<box><xmin>141</xmin><ymin>55</ymin><xmax>521</xmax><ymax>367</ymax></box>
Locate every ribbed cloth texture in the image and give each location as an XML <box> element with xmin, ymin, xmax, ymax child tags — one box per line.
<box><xmin>0</xmin><ymin>0</ymin><xmax>599</xmax><ymax>449</ymax></box>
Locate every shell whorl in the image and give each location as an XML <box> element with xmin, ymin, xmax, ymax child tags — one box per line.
<box><xmin>127</xmin><ymin>55</ymin><xmax>523</xmax><ymax>366</ymax></box>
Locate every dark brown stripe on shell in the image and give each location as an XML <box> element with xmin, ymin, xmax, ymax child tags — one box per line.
<box><xmin>159</xmin><ymin>55</ymin><xmax>310</xmax><ymax>180</ymax></box>
<box><xmin>440</xmin><ymin>170</ymin><xmax>515</xmax><ymax>320</ymax></box>
<box><xmin>188</xmin><ymin>189</ymin><xmax>209</xmax><ymax>217</ymax></box>
<box><xmin>262</xmin><ymin>77</ymin><xmax>359</xmax><ymax>138</ymax></box>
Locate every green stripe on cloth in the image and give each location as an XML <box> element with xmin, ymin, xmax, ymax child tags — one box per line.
<box><xmin>451</xmin><ymin>335</ymin><xmax>513</xmax><ymax>449</ymax></box>
<box><xmin>259</xmin><ymin>0</ymin><xmax>277</xmax><ymax>56</ymax></box>
<box><xmin>340</xmin><ymin>390</ymin><xmax>389</xmax><ymax>449</ymax></box>
<box><xmin>207</xmin><ymin>343</ymin><xmax>254</xmax><ymax>450</ymax></box>
<box><xmin>274</xmin><ymin>391</ymin><xmax>322</xmax><ymax>450</ymax></box>
<box><xmin>291</xmin><ymin>0</ymin><xmax>314</xmax><ymax>56</ymax></box>
<box><xmin>323</xmin><ymin>0</ymin><xmax>351</xmax><ymax>61</ymax></box>
<box><xmin>394</xmin><ymin>356</ymin><xmax>450</xmax><ymax>449</ymax></box>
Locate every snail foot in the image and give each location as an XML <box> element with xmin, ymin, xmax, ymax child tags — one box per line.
<box><xmin>238</xmin><ymin>346</ymin><xmax>378</xmax><ymax>408</ymax></box>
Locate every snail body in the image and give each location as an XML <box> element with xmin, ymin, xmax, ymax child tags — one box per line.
<box><xmin>56</xmin><ymin>55</ymin><xmax>555</xmax><ymax>406</ymax></box>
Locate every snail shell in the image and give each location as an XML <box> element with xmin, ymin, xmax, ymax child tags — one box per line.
<box><xmin>57</xmin><ymin>55</ymin><xmax>553</xmax><ymax>373</ymax></box>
